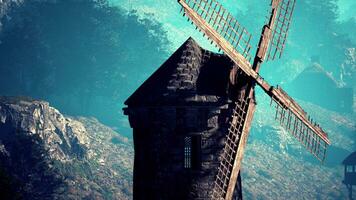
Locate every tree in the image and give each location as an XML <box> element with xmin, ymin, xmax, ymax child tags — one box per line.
<box><xmin>0</xmin><ymin>0</ymin><xmax>169</xmax><ymax>132</ymax></box>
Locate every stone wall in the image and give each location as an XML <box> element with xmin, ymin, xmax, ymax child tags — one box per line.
<box><xmin>126</xmin><ymin>99</ymin><xmax>243</xmax><ymax>199</ymax></box>
<box><xmin>124</xmin><ymin>37</ymin><xmax>248</xmax><ymax>200</ymax></box>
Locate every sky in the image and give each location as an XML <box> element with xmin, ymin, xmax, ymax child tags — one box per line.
<box><xmin>109</xmin><ymin>0</ymin><xmax>267</xmax><ymax>52</ymax></box>
<box><xmin>109</xmin><ymin>0</ymin><xmax>356</xmax><ymax>86</ymax></box>
<box><xmin>108</xmin><ymin>0</ymin><xmax>356</xmax><ymax>127</ymax></box>
<box><xmin>337</xmin><ymin>0</ymin><xmax>356</xmax><ymax>22</ymax></box>
<box><xmin>110</xmin><ymin>0</ymin><xmax>356</xmax><ymax>48</ymax></box>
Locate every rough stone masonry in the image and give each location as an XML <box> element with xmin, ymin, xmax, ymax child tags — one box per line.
<box><xmin>124</xmin><ymin>38</ymin><xmax>250</xmax><ymax>200</ymax></box>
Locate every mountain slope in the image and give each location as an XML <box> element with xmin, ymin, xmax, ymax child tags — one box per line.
<box><xmin>0</xmin><ymin>96</ymin><xmax>133</xmax><ymax>200</ymax></box>
<box><xmin>0</xmin><ymin>95</ymin><xmax>354</xmax><ymax>199</ymax></box>
<box><xmin>241</xmin><ymin>93</ymin><xmax>356</xmax><ymax>199</ymax></box>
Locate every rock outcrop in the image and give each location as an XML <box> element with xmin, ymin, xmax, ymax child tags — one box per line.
<box><xmin>0</xmin><ymin>0</ymin><xmax>23</xmax><ymax>31</ymax></box>
<box><xmin>0</xmin><ymin>96</ymin><xmax>133</xmax><ymax>200</ymax></box>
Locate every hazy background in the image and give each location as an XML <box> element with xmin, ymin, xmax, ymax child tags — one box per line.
<box><xmin>0</xmin><ymin>0</ymin><xmax>355</xmax><ymax>199</ymax></box>
<box><xmin>0</xmin><ymin>0</ymin><xmax>354</xmax><ymax>134</ymax></box>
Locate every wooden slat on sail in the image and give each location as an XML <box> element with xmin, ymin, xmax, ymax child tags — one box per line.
<box><xmin>270</xmin><ymin>86</ymin><xmax>330</xmax><ymax>161</ymax></box>
<box><xmin>212</xmin><ymin>97</ymin><xmax>251</xmax><ymax>199</ymax></box>
<box><xmin>179</xmin><ymin>0</ymin><xmax>253</xmax><ymax>62</ymax></box>
<box><xmin>267</xmin><ymin>0</ymin><xmax>296</xmax><ymax>60</ymax></box>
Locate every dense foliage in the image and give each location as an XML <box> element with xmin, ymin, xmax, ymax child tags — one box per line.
<box><xmin>0</xmin><ymin>0</ymin><xmax>169</xmax><ymax>133</ymax></box>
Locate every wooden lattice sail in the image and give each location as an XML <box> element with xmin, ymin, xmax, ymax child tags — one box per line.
<box><xmin>270</xmin><ymin>86</ymin><xmax>330</xmax><ymax>161</ymax></box>
<box><xmin>267</xmin><ymin>0</ymin><xmax>297</xmax><ymax>60</ymax></box>
<box><xmin>181</xmin><ymin>0</ymin><xmax>253</xmax><ymax>61</ymax></box>
<box><xmin>212</xmin><ymin>96</ymin><xmax>255</xmax><ymax>199</ymax></box>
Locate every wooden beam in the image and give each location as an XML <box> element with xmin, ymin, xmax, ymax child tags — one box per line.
<box><xmin>225</xmin><ymin>99</ymin><xmax>256</xmax><ymax>200</ymax></box>
<box><xmin>179</xmin><ymin>0</ymin><xmax>255</xmax><ymax>78</ymax></box>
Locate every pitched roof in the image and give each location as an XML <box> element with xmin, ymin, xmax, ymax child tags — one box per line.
<box><xmin>124</xmin><ymin>37</ymin><xmax>240</xmax><ymax>107</ymax></box>
<box><xmin>343</xmin><ymin>151</ymin><xmax>356</xmax><ymax>165</ymax></box>
<box><xmin>292</xmin><ymin>63</ymin><xmax>339</xmax><ymax>88</ymax></box>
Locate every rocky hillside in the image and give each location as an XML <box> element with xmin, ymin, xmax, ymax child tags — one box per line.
<box><xmin>0</xmin><ymin>96</ymin><xmax>133</xmax><ymax>200</ymax></box>
<box><xmin>241</xmin><ymin>94</ymin><xmax>356</xmax><ymax>199</ymax></box>
<box><xmin>0</xmin><ymin>95</ymin><xmax>354</xmax><ymax>199</ymax></box>
<box><xmin>0</xmin><ymin>0</ymin><xmax>23</xmax><ymax>29</ymax></box>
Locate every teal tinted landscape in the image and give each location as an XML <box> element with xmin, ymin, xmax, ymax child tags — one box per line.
<box><xmin>0</xmin><ymin>0</ymin><xmax>355</xmax><ymax>199</ymax></box>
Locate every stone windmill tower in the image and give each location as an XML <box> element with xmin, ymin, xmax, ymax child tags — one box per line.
<box><xmin>124</xmin><ymin>0</ymin><xmax>331</xmax><ymax>199</ymax></box>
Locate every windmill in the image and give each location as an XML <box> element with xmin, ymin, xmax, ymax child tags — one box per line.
<box><xmin>177</xmin><ymin>0</ymin><xmax>331</xmax><ymax>199</ymax></box>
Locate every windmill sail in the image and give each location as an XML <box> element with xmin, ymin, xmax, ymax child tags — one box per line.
<box><xmin>267</xmin><ymin>0</ymin><xmax>296</xmax><ymax>60</ymax></box>
<box><xmin>269</xmin><ymin>86</ymin><xmax>330</xmax><ymax>161</ymax></box>
<box><xmin>212</xmin><ymin>96</ymin><xmax>253</xmax><ymax>199</ymax></box>
<box><xmin>179</xmin><ymin>0</ymin><xmax>253</xmax><ymax>62</ymax></box>
<box><xmin>178</xmin><ymin>0</ymin><xmax>263</xmax><ymax>84</ymax></box>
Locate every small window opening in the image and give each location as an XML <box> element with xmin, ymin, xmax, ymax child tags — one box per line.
<box><xmin>184</xmin><ymin>135</ymin><xmax>201</xmax><ymax>170</ymax></box>
<box><xmin>346</xmin><ymin>165</ymin><xmax>354</xmax><ymax>173</ymax></box>
<box><xmin>184</xmin><ymin>136</ymin><xmax>192</xmax><ymax>169</ymax></box>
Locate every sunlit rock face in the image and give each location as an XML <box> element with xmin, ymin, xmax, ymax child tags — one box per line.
<box><xmin>0</xmin><ymin>96</ymin><xmax>133</xmax><ymax>200</ymax></box>
<box><xmin>0</xmin><ymin>0</ymin><xmax>23</xmax><ymax>30</ymax></box>
<box><xmin>0</xmin><ymin>96</ymin><xmax>89</xmax><ymax>161</ymax></box>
